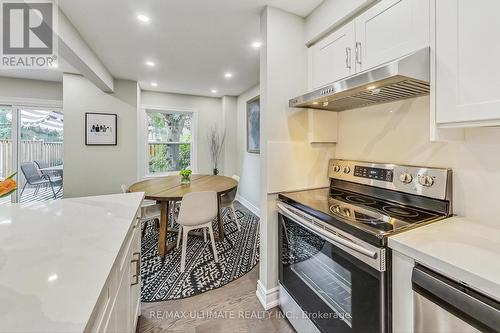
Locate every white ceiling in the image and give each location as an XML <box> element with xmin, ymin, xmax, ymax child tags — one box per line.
<box><xmin>57</xmin><ymin>0</ymin><xmax>322</xmax><ymax>97</ymax></box>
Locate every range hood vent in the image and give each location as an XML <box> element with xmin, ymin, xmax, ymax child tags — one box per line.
<box><xmin>289</xmin><ymin>48</ymin><xmax>430</xmax><ymax>112</ymax></box>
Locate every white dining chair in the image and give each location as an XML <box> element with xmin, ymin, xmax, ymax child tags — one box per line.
<box><xmin>220</xmin><ymin>175</ymin><xmax>241</xmax><ymax>231</ymax></box>
<box><xmin>121</xmin><ymin>184</ymin><xmax>161</xmax><ymax>235</ymax></box>
<box><xmin>176</xmin><ymin>191</ymin><xmax>219</xmax><ymax>272</ymax></box>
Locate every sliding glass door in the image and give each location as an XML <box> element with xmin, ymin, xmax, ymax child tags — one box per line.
<box><xmin>0</xmin><ymin>106</ymin><xmax>63</xmax><ymax>204</ymax></box>
<box><xmin>0</xmin><ymin>107</ymin><xmax>13</xmax><ymax>205</ymax></box>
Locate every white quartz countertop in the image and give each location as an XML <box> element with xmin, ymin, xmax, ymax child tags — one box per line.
<box><xmin>0</xmin><ymin>193</ymin><xmax>144</xmax><ymax>332</ymax></box>
<box><xmin>388</xmin><ymin>216</ymin><xmax>500</xmax><ymax>302</ymax></box>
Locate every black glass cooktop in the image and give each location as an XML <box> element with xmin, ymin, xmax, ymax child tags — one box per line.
<box><xmin>328</xmin><ymin>187</ymin><xmax>441</xmax><ymax>233</ymax></box>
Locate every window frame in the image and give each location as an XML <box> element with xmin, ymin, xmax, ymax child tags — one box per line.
<box><xmin>139</xmin><ymin>105</ymin><xmax>198</xmax><ymax>179</ymax></box>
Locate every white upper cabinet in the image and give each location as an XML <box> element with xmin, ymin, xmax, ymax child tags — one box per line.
<box><xmin>435</xmin><ymin>0</ymin><xmax>500</xmax><ymax>126</ymax></box>
<box><xmin>309</xmin><ymin>21</ymin><xmax>355</xmax><ymax>89</ymax></box>
<box><xmin>355</xmin><ymin>0</ymin><xmax>429</xmax><ymax>72</ymax></box>
<box><xmin>308</xmin><ymin>0</ymin><xmax>429</xmax><ymax>90</ymax></box>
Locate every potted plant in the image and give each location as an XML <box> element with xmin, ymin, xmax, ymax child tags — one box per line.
<box><xmin>208</xmin><ymin>126</ymin><xmax>226</xmax><ymax>175</ymax></box>
<box><xmin>0</xmin><ymin>172</ymin><xmax>17</xmax><ymax>198</ymax></box>
<box><xmin>179</xmin><ymin>169</ymin><xmax>192</xmax><ymax>185</ymax></box>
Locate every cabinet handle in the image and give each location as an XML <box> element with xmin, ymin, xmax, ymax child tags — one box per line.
<box><xmin>345</xmin><ymin>47</ymin><xmax>352</xmax><ymax>69</ymax></box>
<box><xmin>355</xmin><ymin>42</ymin><xmax>362</xmax><ymax>65</ymax></box>
<box><xmin>133</xmin><ymin>216</ymin><xmax>141</xmax><ymax>229</ymax></box>
<box><xmin>130</xmin><ymin>252</ymin><xmax>140</xmax><ymax>286</ymax></box>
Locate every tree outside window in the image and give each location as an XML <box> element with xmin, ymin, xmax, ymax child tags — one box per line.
<box><xmin>147</xmin><ymin>111</ymin><xmax>193</xmax><ymax>173</ymax></box>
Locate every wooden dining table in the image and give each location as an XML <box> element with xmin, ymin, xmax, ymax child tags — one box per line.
<box><xmin>128</xmin><ymin>174</ymin><xmax>238</xmax><ymax>257</ymax></box>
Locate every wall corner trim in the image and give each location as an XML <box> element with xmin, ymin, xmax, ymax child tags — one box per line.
<box><xmin>256</xmin><ymin>280</ymin><xmax>279</xmax><ymax>310</ymax></box>
<box><xmin>236</xmin><ymin>195</ymin><xmax>260</xmax><ymax>217</ymax></box>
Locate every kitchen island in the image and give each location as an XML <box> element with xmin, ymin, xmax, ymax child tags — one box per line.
<box><xmin>0</xmin><ymin>192</ymin><xmax>144</xmax><ymax>332</ymax></box>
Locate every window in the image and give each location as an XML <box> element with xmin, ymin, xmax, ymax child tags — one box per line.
<box><xmin>146</xmin><ymin>110</ymin><xmax>194</xmax><ymax>174</ymax></box>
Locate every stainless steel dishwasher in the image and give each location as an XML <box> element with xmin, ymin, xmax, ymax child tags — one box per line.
<box><xmin>412</xmin><ymin>264</ymin><xmax>500</xmax><ymax>332</ymax></box>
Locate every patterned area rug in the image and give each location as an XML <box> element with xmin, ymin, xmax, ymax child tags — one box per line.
<box><xmin>140</xmin><ymin>202</ymin><xmax>260</xmax><ymax>302</ymax></box>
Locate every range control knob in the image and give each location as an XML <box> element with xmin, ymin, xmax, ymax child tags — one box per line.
<box><xmin>333</xmin><ymin>165</ymin><xmax>341</xmax><ymax>172</ymax></box>
<box><xmin>418</xmin><ymin>175</ymin><xmax>434</xmax><ymax>187</ymax></box>
<box><xmin>399</xmin><ymin>172</ymin><xmax>413</xmax><ymax>184</ymax></box>
<box><xmin>343</xmin><ymin>166</ymin><xmax>351</xmax><ymax>174</ymax></box>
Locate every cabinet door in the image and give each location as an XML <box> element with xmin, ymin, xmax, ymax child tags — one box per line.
<box><xmin>309</xmin><ymin>21</ymin><xmax>355</xmax><ymax>89</ymax></box>
<box><xmin>436</xmin><ymin>0</ymin><xmax>500</xmax><ymax>125</ymax></box>
<box><xmin>111</xmin><ymin>257</ymin><xmax>131</xmax><ymax>333</ymax></box>
<box><xmin>129</xmin><ymin>226</ymin><xmax>141</xmax><ymax>331</ymax></box>
<box><xmin>355</xmin><ymin>0</ymin><xmax>429</xmax><ymax>72</ymax></box>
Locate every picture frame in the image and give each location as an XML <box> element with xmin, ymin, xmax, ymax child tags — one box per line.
<box><xmin>85</xmin><ymin>112</ymin><xmax>117</xmax><ymax>146</ymax></box>
<box><xmin>246</xmin><ymin>95</ymin><xmax>260</xmax><ymax>154</ymax></box>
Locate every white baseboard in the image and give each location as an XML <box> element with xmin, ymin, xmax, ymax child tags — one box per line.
<box><xmin>256</xmin><ymin>280</ymin><xmax>279</xmax><ymax>310</ymax></box>
<box><xmin>236</xmin><ymin>195</ymin><xmax>260</xmax><ymax>217</ymax></box>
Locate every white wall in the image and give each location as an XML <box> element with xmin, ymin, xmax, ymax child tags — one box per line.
<box><xmin>335</xmin><ymin>96</ymin><xmax>500</xmax><ymax>224</ymax></box>
<box><xmin>63</xmin><ymin>74</ymin><xmax>138</xmax><ymax>197</ymax></box>
<box><xmin>0</xmin><ymin>77</ymin><xmax>62</xmax><ymax>103</ymax></box>
<box><xmin>222</xmin><ymin>96</ymin><xmax>238</xmax><ymax>177</ymax></box>
<box><xmin>141</xmin><ymin>91</ymin><xmax>223</xmax><ymax>175</ymax></box>
<box><xmin>236</xmin><ymin>85</ymin><xmax>260</xmax><ymax>212</ymax></box>
<box><xmin>257</xmin><ymin>6</ymin><xmax>336</xmax><ymax>309</ymax></box>
<box><xmin>305</xmin><ymin>0</ymin><xmax>377</xmax><ymax>45</ymax></box>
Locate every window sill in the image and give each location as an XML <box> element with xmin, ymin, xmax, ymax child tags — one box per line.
<box><xmin>143</xmin><ymin>171</ymin><xmax>180</xmax><ymax>179</ymax></box>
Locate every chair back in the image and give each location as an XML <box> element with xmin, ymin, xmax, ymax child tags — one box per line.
<box><xmin>178</xmin><ymin>191</ymin><xmax>218</xmax><ymax>226</ymax></box>
<box><xmin>34</xmin><ymin>160</ymin><xmax>49</xmax><ymax>169</ymax></box>
<box><xmin>20</xmin><ymin>162</ymin><xmax>43</xmax><ymax>184</ymax></box>
<box><xmin>222</xmin><ymin>174</ymin><xmax>240</xmax><ymax>202</ymax></box>
<box><xmin>120</xmin><ymin>184</ymin><xmax>128</xmax><ymax>193</ymax></box>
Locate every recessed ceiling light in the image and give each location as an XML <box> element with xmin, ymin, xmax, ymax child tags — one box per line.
<box><xmin>224</xmin><ymin>72</ymin><xmax>233</xmax><ymax>79</ymax></box>
<box><xmin>137</xmin><ymin>14</ymin><xmax>150</xmax><ymax>23</ymax></box>
<box><xmin>47</xmin><ymin>274</ymin><xmax>58</xmax><ymax>282</ymax></box>
<box><xmin>145</xmin><ymin>61</ymin><xmax>155</xmax><ymax>67</ymax></box>
<box><xmin>251</xmin><ymin>41</ymin><xmax>262</xmax><ymax>49</ymax></box>
<box><xmin>151</xmin><ymin>82</ymin><xmax>158</xmax><ymax>87</ymax></box>
<box><xmin>211</xmin><ymin>89</ymin><xmax>218</xmax><ymax>94</ymax></box>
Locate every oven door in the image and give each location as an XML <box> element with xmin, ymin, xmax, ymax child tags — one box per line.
<box><xmin>277</xmin><ymin>202</ymin><xmax>389</xmax><ymax>333</ymax></box>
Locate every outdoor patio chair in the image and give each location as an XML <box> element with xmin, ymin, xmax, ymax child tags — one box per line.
<box><xmin>20</xmin><ymin>162</ymin><xmax>61</xmax><ymax>199</ymax></box>
<box><xmin>34</xmin><ymin>160</ymin><xmax>63</xmax><ymax>182</ymax></box>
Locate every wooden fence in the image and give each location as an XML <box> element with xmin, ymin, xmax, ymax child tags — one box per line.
<box><xmin>0</xmin><ymin>140</ymin><xmax>63</xmax><ymax>186</ymax></box>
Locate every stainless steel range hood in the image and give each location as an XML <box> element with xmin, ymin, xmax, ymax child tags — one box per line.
<box><xmin>289</xmin><ymin>48</ymin><xmax>430</xmax><ymax>112</ymax></box>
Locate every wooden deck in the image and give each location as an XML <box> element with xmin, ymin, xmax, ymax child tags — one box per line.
<box><xmin>0</xmin><ymin>185</ymin><xmax>63</xmax><ymax>205</ymax></box>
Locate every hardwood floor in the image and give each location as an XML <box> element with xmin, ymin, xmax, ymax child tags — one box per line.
<box><xmin>137</xmin><ymin>265</ymin><xmax>295</xmax><ymax>333</ymax></box>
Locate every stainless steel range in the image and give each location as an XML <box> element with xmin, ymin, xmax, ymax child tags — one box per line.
<box><xmin>277</xmin><ymin>159</ymin><xmax>452</xmax><ymax>333</ymax></box>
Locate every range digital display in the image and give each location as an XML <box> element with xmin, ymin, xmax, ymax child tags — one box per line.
<box><xmin>354</xmin><ymin>166</ymin><xmax>394</xmax><ymax>182</ymax></box>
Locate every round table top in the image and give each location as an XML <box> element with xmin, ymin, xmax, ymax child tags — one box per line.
<box><xmin>128</xmin><ymin>174</ymin><xmax>238</xmax><ymax>201</ymax></box>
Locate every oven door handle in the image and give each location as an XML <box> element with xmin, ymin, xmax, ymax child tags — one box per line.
<box><xmin>277</xmin><ymin>203</ymin><xmax>378</xmax><ymax>259</ymax></box>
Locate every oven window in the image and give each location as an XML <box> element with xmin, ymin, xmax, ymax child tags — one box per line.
<box><xmin>279</xmin><ymin>214</ymin><xmax>385</xmax><ymax>333</ymax></box>
<box><xmin>291</xmin><ymin>250</ymin><xmax>353</xmax><ymax>327</ymax></box>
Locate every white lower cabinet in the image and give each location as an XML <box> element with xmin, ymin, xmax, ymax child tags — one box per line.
<box><xmin>85</xmin><ymin>213</ymin><xmax>141</xmax><ymax>333</ymax></box>
<box><xmin>392</xmin><ymin>250</ymin><xmax>415</xmax><ymax>333</ymax></box>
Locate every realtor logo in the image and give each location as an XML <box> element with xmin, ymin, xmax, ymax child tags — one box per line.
<box><xmin>1</xmin><ymin>0</ymin><xmax>58</xmax><ymax>68</ymax></box>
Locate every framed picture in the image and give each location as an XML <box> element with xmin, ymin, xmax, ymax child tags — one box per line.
<box><xmin>246</xmin><ymin>95</ymin><xmax>260</xmax><ymax>154</ymax></box>
<box><xmin>85</xmin><ymin>113</ymin><xmax>117</xmax><ymax>146</ymax></box>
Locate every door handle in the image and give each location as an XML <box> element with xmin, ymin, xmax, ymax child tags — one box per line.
<box><xmin>130</xmin><ymin>252</ymin><xmax>140</xmax><ymax>286</ymax></box>
<box><xmin>277</xmin><ymin>203</ymin><xmax>377</xmax><ymax>259</ymax></box>
<box><xmin>345</xmin><ymin>47</ymin><xmax>352</xmax><ymax>69</ymax></box>
<box><xmin>355</xmin><ymin>42</ymin><xmax>362</xmax><ymax>65</ymax></box>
